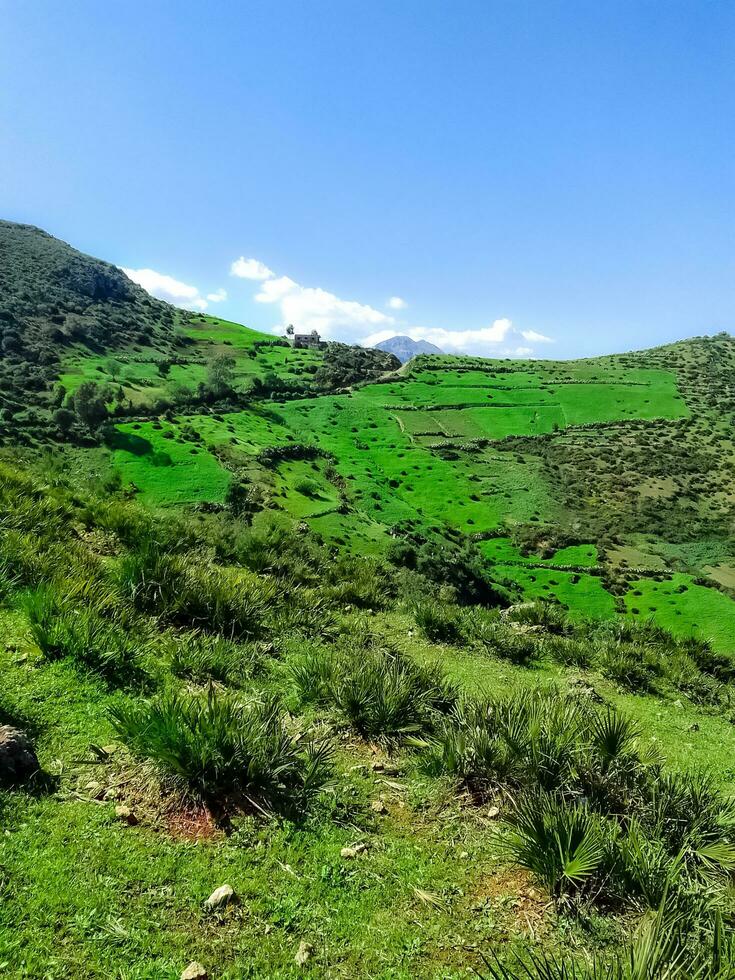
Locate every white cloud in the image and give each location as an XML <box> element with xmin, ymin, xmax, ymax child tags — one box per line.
<box><xmin>207</xmin><ymin>288</ymin><xmax>227</xmax><ymax>303</ymax></box>
<box><xmin>123</xmin><ymin>267</ymin><xmax>210</xmax><ymax>311</ymax></box>
<box><xmin>362</xmin><ymin>318</ymin><xmax>554</xmax><ymax>358</ymax></box>
<box><xmin>230</xmin><ymin>256</ymin><xmax>275</xmax><ymax>280</ymax></box>
<box><xmin>231</xmin><ymin>256</ymin><xmax>394</xmax><ymax>340</ymax></box>
<box><xmin>265</xmin><ymin>284</ymin><xmax>393</xmax><ymax>339</ymax></box>
<box><xmin>363</xmin><ymin>318</ymin><xmax>513</xmax><ymax>353</ymax></box>
<box><xmin>255</xmin><ymin>276</ymin><xmax>299</xmax><ymax>303</ymax></box>
<box><xmin>521</xmin><ymin>329</ymin><xmax>553</xmax><ymax>343</ymax></box>
<box><xmin>227</xmin><ymin>253</ymin><xmax>557</xmax><ymax>354</ymax></box>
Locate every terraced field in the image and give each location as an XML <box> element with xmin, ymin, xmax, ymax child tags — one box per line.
<box><xmin>68</xmin><ymin>323</ymin><xmax>735</xmax><ymax>652</ymax></box>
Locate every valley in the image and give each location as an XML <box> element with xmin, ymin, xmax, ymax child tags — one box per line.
<box><xmin>3</xmin><ymin>221</ymin><xmax>735</xmax><ymax>978</ymax></box>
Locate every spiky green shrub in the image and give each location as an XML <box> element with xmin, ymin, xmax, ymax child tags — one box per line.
<box><xmin>413</xmin><ymin>600</ymin><xmax>461</xmax><ymax>643</ymax></box>
<box><xmin>504</xmin><ymin>601</ymin><xmax>570</xmax><ymax>635</ymax></box>
<box><xmin>477</xmin><ymin>902</ymin><xmax>687</xmax><ymax>978</ymax></box>
<box><xmin>289</xmin><ymin>645</ymin><xmax>338</xmax><ymax>705</ymax></box>
<box><xmin>644</xmin><ymin>771</ymin><xmax>735</xmax><ymax>872</ymax></box>
<box><xmin>417</xmin><ymin>699</ymin><xmax>520</xmax><ymax>788</ymax></box>
<box><xmin>606</xmin><ymin>820</ymin><xmax>682</xmax><ymax>909</ymax></box>
<box><xmin>167</xmin><ymin>631</ymin><xmax>263</xmax><ymax>687</ymax></box>
<box><xmin>329</xmin><ymin>646</ymin><xmax>455</xmax><ymax>742</ymax></box>
<box><xmin>269</xmin><ymin>588</ymin><xmax>336</xmax><ymax>639</ymax></box>
<box><xmin>503</xmin><ymin>792</ymin><xmax>606</xmax><ymax>900</ymax></box>
<box><xmin>495</xmin><ymin>690</ymin><xmax>586</xmax><ymax>790</ymax></box>
<box><xmin>595</xmin><ymin>643</ymin><xmax>656</xmax><ymax>692</ymax></box>
<box><xmin>543</xmin><ymin>634</ymin><xmax>593</xmax><ymax>668</ymax></box>
<box><xmin>580</xmin><ymin>708</ymin><xmax>655</xmax><ymax>811</ymax></box>
<box><xmin>326</xmin><ymin>557</ymin><xmax>393</xmax><ymax>609</ymax></box>
<box><xmin>420</xmin><ymin>690</ymin><xmax>657</xmax><ymax>808</ymax></box>
<box><xmin>118</xmin><ymin>543</ymin><xmax>278</xmax><ymax>637</ymax></box>
<box><xmin>459</xmin><ymin>605</ymin><xmax>501</xmax><ymax>643</ymax></box>
<box><xmin>110</xmin><ymin>687</ymin><xmax>333</xmax><ymax>812</ymax></box>
<box><xmin>25</xmin><ymin>585</ymin><xmax>148</xmax><ymax>686</ymax></box>
<box><xmin>489</xmin><ymin>626</ymin><xmax>539</xmax><ymax>666</ymax></box>
<box><xmin>478</xmin><ymin>903</ymin><xmax>735</xmax><ymax>979</ymax></box>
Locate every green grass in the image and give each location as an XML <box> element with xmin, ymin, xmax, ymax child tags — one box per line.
<box><xmin>110</xmin><ymin>422</ymin><xmax>230</xmax><ymax>505</ymax></box>
<box><xmin>625</xmin><ymin>573</ymin><xmax>735</xmax><ymax>652</ymax></box>
<box><xmin>494</xmin><ymin>565</ymin><xmax>617</xmax><ymax>619</ymax></box>
<box><xmin>63</xmin><ymin>336</ymin><xmax>735</xmax><ymax>652</ymax></box>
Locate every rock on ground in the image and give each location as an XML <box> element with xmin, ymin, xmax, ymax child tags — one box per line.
<box><xmin>0</xmin><ymin>725</ymin><xmax>39</xmax><ymax>785</ymax></box>
<box><xmin>181</xmin><ymin>963</ymin><xmax>208</xmax><ymax>980</ymax></box>
<box><xmin>295</xmin><ymin>941</ymin><xmax>314</xmax><ymax>966</ymax></box>
<box><xmin>205</xmin><ymin>884</ymin><xmax>235</xmax><ymax>910</ymax></box>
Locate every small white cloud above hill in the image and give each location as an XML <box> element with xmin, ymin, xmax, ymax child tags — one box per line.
<box><xmin>122</xmin><ymin>267</ymin><xmax>210</xmax><ymax>311</ymax></box>
<box><xmin>387</xmin><ymin>296</ymin><xmax>407</xmax><ymax>310</ymax></box>
<box><xmin>229</xmin><ymin>255</ymin><xmax>394</xmax><ymax>340</ymax></box>
<box><xmin>207</xmin><ymin>289</ymin><xmax>227</xmax><ymax>303</ymax></box>
<box><xmin>521</xmin><ymin>329</ymin><xmax>553</xmax><ymax>343</ymax></box>
<box><xmin>230</xmin><ymin>257</ymin><xmax>275</xmax><ymax>280</ymax></box>
<box><xmin>255</xmin><ymin>276</ymin><xmax>299</xmax><ymax>303</ymax></box>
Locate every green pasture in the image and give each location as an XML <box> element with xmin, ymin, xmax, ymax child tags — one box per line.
<box><xmin>625</xmin><ymin>573</ymin><xmax>735</xmax><ymax>653</ymax></box>
<box><xmin>109</xmin><ymin>423</ymin><xmax>229</xmax><ymax>505</ymax></box>
<box><xmin>493</xmin><ymin>563</ymin><xmax>617</xmax><ymax>619</ymax></box>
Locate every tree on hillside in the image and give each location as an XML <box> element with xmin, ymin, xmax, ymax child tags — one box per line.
<box><xmin>205</xmin><ymin>354</ymin><xmax>236</xmax><ymax>398</ymax></box>
<box><xmin>52</xmin><ymin>407</ymin><xmax>75</xmax><ymax>435</ymax></box>
<box><xmin>70</xmin><ymin>381</ymin><xmax>113</xmax><ymax>431</ymax></box>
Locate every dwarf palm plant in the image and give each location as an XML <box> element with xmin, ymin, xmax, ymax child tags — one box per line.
<box><xmin>503</xmin><ymin>791</ymin><xmax>606</xmax><ymax>900</ymax></box>
<box><xmin>110</xmin><ymin>687</ymin><xmax>333</xmax><ymax>813</ymax></box>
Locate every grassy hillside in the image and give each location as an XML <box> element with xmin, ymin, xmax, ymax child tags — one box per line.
<box><xmin>65</xmin><ymin>322</ymin><xmax>735</xmax><ymax>654</ymax></box>
<box><xmin>4</xmin><ymin>224</ymin><xmax>735</xmax><ymax>977</ymax></box>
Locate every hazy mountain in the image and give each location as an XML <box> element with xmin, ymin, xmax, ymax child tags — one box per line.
<box><xmin>374</xmin><ymin>335</ymin><xmax>443</xmax><ymax>363</ymax></box>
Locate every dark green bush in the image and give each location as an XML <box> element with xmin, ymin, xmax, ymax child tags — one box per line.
<box><xmin>110</xmin><ymin>687</ymin><xmax>333</xmax><ymax>813</ymax></box>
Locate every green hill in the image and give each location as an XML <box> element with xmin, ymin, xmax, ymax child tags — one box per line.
<box><xmin>4</xmin><ymin>223</ymin><xmax>735</xmax><ymax>978</ymax></box>
<box><xmin>4</xmin><ymin>222</ymin><xmax>735</xmax><ymax>648</ymax></box>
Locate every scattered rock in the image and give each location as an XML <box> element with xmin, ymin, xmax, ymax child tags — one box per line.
<box><xmin>460</xmin><ymin>851</ymin><xmax>469</xmax><ymax>859</ymax></box>
<box><xmin>340</xmin><ymin>843</ymin><xmax>367</xmax><ymax>859</ymax></box>
<box><xmin>370</xmin><ymin>800</ymin><xmax>388</xmax><ymax>815</ymax></box>
<box><xmin>181</xmin><ymin>963</ymin><xmax>208</xmax><ymax>980</ymax></box>
<box><xmin>205</xmin><ymin>884</ymin><xmax>235</xmax><ymax>910</ymax></box>
<box><xmin>487</xmin><ymin>805</ymin><xmax>500</xmax><ymax>820</ymax></box>
<box><xmin>115</xmin><ymin>804</ymin><xmax>138</xmax><ymax>825</ymax></box>
<box><xmin>688</xmin><ymin>723</ymin><xmax>700</xmax><ymax>732</ymax></box>
<box><xmin>569</xmin><ymin>678</ymin><xmax>605</xmax><ymax>704</ymax></box>
<box><xmin>0</xmin><ymin>726</ymin><xmax>39</xmax><ymax>785</ymax></box>
<box><xmin>672</xmin><ymin>699</ymin><xmax>684</xmax><ymax>709</ymax></box>
<box><xmin>295</xmin><ymin>941</ymin><xmax>314</xmax><ymax>966</ymax></box>
<box><xmin>501</xmin><ymin>602</ymin><xmax>535</xmax><ymax>620</ymax></box>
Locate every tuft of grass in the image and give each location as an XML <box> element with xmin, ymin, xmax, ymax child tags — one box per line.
<box><xmin>24</xmin><ymin>584</ymin><xmax>149</xmax><ymax>686</ymax></box>
<box><xmin>166</xmin><ymin>631</ymin><xmax>263</xmax><ymax>687</ymax></box>
<box><xmin>413</xmin><ymin>600</ymin><xmax>461</xmax><ymax>643</ymax></box>
<box><xmin>109</xmin><ymin>686</ymin><xmax>333</xmax><ymax>813</ymax></box>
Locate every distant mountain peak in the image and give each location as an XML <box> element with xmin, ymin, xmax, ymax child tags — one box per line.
<box><xmin>374</xmin><ymin>335</ymin><xmax>443</xmax><ymax>363</ymax></box>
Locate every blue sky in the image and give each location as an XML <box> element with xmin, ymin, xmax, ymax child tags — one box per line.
<box><xmin>2</xmin><ymin>1</ymin><xmax>733</xmax><ymax>358</ymax></box>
